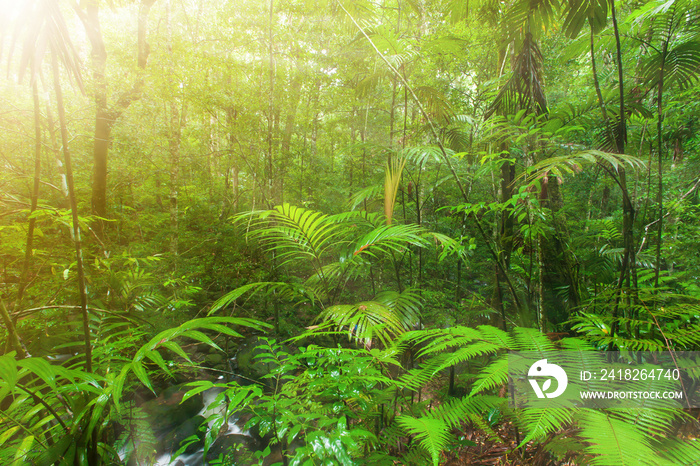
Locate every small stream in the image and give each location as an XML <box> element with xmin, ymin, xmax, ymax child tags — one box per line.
<box><xmin>153</xmin><ymin>382</ymin><xmax>247</xmax><ymax>466</ymax></box>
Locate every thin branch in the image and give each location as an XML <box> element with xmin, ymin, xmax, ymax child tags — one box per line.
<box><xmin>16</xmin><ymin>383</ymin><xmax>69</xmax><ymax>431</ymax></box>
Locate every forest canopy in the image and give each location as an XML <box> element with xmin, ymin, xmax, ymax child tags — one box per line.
<box><xmin>1</xmin><ymin>0</ymin><xmax>700</xmax><ymax>464</ymax></box>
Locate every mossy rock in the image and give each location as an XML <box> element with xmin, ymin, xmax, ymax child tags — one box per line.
<box><xmin>163</xmin><ymin>414</ymin><xmax>206</xmax><ymax>455</ymax></box>
<box><xmin>203</xmin><ymin>352</ymin><xmax>225</xmax><ymax>368</ymax></box>
<box><xmin>140</xmin><ymin>383</ymin><xmax>204</xmax><ymax>435</ymax></box>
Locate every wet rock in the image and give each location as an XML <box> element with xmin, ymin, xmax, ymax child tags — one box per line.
<box><xmin>205</xmin><ymin>433</ymin><xmax>257</xmax><ymax>465</ymax></box>
<box><xmin>235</xmin><ymin>337</ymin><xmax>295</xmax><ymax>387</ymax></box>
<box><xmin>140</xmin><ymin>383</ymin><xmax>204</xmax><ymax>435</ymax></box>
<box><xmin>204</xmin><ymin>353</ymin><xmax>224</xmax><ymax>368</ymax></box>
<box><xmin>163</xmin><ymin>414</ymin><xmax>206</xmax><ymax>454</ymax></box>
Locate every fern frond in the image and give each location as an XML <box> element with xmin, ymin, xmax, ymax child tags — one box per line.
<box><xmin>579</xmin><ymin>410</ymin><xmax>659</xmax><ymax>466</ymax></box>
<box><xmin>513</xmin><ymin>326</ymin><xmax>556</xmax><ymax>352</ymax></box>
<box><xmin>469</xmin><ymin>354</ymin><xmax>509</xmax><ymax>396</ymax></box>
<box><xmin>518</xmin><ymin>407</ymin><xmax>574</xmax><ymax>445</ymax></box>
<box><xmin>427</xmin><ymin>395</ymin><xmax>504</xmax><ymax>430</ymax></box>
<box><xmin>398</xmin><ymin>358</ymin><xmax>447</xmax><ymax>392</ymax></box>
<box><xmin>430</xmin><ymin>343</ymin><xmax>503</xmax><ymax>375</ymax></box>
<box><xmin>397</xmin><ymin>415</ymin><xmax>451</xmax><ymax>466</ymax></box>
<box><xmin>412</xmin><ymin>326</ymin><xmax>483</xmax><ymax>358</ymax></box>
<box><xmin>476</xmin><ymin>325</ymin><xmax>515</xmax><ymax>349</ymax></box>
<box><xmin>655</xmin><ymin>437</ymin><xmax>700</xmax><ymax>465</ymax></box>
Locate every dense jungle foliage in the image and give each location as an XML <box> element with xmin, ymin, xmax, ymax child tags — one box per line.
<box><xmin>1</xmin><ymin>0</ymin><xmax>700</xmax><ymax>464</ymax></box>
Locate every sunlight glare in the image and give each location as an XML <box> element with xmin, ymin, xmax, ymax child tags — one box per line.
<box><xmin>0</xmin><ymin>0</ymin><xmax>23</xmax><ymax>21</ymax></box>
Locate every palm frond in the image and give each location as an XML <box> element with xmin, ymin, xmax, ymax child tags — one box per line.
<box><xmin>415</xmin><ymin>86</ymin><xmax>454</xmax><ymax>123</ymax></box>
<box><xmin>485</xmin><ymin>33</ymin><xmax>548</xmax><ymax>119</ymax></box>
<box><xmin>521</xmin><ymin>149</ymin><xmax>645</xmax><ymax>184</ymax></box>
<box><xmin>641</xmin><ymin>40</ymin><xmax>700</xmax><ymax>90</ymax></box>
<box><xmin>656</xmin><ymin>437</ymin><xmax>700</xmax><ymax>465</ymax></box>
<box><xmin>562</xmin><ymin>0</ymin><xmax>612</xmax><ymax>39</ymax></box>
<box><xmin>351</xmin><ymin>223</ymin><xmax>427</xmax><ymax>258</ymax></box>
<box><xmin>384</xmin><ymin>157</ymin><xmax>406</xmax><ymax>224</ymax></box>
<box><xmin>236</xmin><ymin>203</ymin><xmax>350</xmax><ymax>274</ymax></box>
<box><xmin>208</xmin><ymin>282</ymin><xmax>314</xmax><ymax>315</ymax></box>
<box><xmin>400</xmin><ymin>145</ymin><xmax>451</xmax><ymax>168</ymax></box>
<box><xmin>10</xmin><ymin>0</ymin><xmax>84</xmax><ymax>91</ymax></box>
<box><xmin>316</xmin><ymin>290</ymin><xmax>421</xmax><ymax>347</ymax></box>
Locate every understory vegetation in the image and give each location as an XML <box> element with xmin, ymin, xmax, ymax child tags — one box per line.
<box><xmin>1</xmin><ymin>0</ymin><xmax>700</xmax><ymax>464</ymax></box>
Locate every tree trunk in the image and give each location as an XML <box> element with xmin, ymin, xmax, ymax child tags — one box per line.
<box><xmin>280</xmin><ymin>62</ymin><xmax>302</xmax><ymax>204</ymax></box>
<box><xmin>226</xmin><ymin>108</ymin><xmax>240</xmax><ymax>212</ymax></box>
<box><xmin>168</xmin><ymin>102</ymin><xmax>182</xmax><ymax>257</ymax></box>
<box><xmin>51</xmin><ymin>51</ymin><xmax>92</xmax><ymax>373</ymax></box>
<box><xmin>267</xmin><ymin>0</ymin><xmax>276</xmax><ymax>206</ymax></box>
<box><xmin>167</xmin><ymin>0</ymin><xmax>187</xmax><ymax>258</ymax></box>
<box><xmin>654</xmin><ymin>40</ymin><xmax>668</xmax><ymax>287</ymax></box>
<box><xmin>611</xmin><ymin>0</ymin><xmax>636</xmax><ymax>333</ymax></box>
<box><xmin>78</xmin><ymin>0</ymin><xmax>156</xmax><ymax>233</ymax></box>
<box><xmin>1</xmin><ymin>297</ymin><xmax>26</xmax><ymax>357</ymax></box>
<box><xmin>17</xmin><ymin>78</ymin><xmax>43</xmax><ymax>309</ymax></box>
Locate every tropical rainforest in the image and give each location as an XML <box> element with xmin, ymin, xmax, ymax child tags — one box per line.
<box><xmin>1</xmin><ymin>0</ymin><xmax>700</xmax><ymax>464</ymax></box>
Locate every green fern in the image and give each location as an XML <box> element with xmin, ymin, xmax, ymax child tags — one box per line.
<box><xmin>579</xmin><ymin>410</ymin><xmax>660</xmax><ymax>466</ymax></box>
<box><xmin>313</xmin><ymin>289</ymin><xmax>423</xmax><ymax>347</ymax></box>
<box><xmin>397</xmin><ymin>415</ymin><xmax>451</xmax><ymax>466</ymax></box>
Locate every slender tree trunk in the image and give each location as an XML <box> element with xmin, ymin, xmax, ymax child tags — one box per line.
<box><xmin>612</xmin><ymin>1</ymin><xmax>627</xmax><ymax>154</ymax></box>
<box><xmin>17</xmin><ymin>78</ymin><xmax>43</xmax><ymax>309</ymax></box>
<box><xmin>590</xmin><ymin>32</ymin><xmax>615</xmax><ymax>148</ymax></box>
<box><xmin>226</xmin><ymin>108</ymin><xmax>240</xmax><ymax>212</ymax></box>
<box><xmin>168</xmin><ymin>103</ymin><xmax>182</xmax><ymax>257</ymax></box>
<box><xmin>83</xmin><ymin>1</ymin><xmax>109</xmax><ymax>225</ymax></box>
<box><xmin>1</xmin><ymin>297</ymin><xmax>26</xmax><ymax>357</ymax></box>
<box><xmin>166</xmin><ymin>0</ymin><xmax>186</xmax><ymax>258</ymax></box>
<box><xmin>654</xmin><ymin>41</ymin><xmax>668</xmax><ymax>288</ymax></box>
<box><xmin>500</xmin><ymin>157</ymin><xmax>515</xmax><ymax>269</ymax></box>
<box><xmin>267</xmin><ymin>0</ymin><xmax>275</xmax><ymax>206</ymax></box>
<box><xmin>46</xmin><ymin>96</ymin><xmax>69</xmax><ymax>204</ymax></box>
<box><xmin>51</xmin><ymin>51</ymin><xmax>92</xmax><ymax>373</ymax></box>
<box><xmin>611</xmin><ymin>1</ymin><xmax>636</xmax><ymax>333</ymax></box>
<box><xmin>280</xmin><ymin>60</ymin><xmax>302</xmax><ymax>204</ymax></box>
